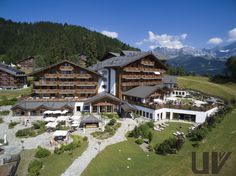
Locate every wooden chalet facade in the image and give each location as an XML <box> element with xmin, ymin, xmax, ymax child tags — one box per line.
<box><xmin>89</xmin><ymin>51</ymin><xmax>167</xmax><ymax>99</ymax></box>
<box><xmin>17</xmin><ymin>56</ymin><xmax>35</xmax><ymax>72</ymax></box>
<box><xmin>29</xmin><ymin>60</ymin><xmax>101</xmax><ymax>100</ymax></box>
<box><xmin>0</xmin><ymin>63</ymin><xmax>27</xmax><ymax>89</ymax></box>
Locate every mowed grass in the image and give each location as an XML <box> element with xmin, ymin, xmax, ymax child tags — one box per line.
<box><xmin>177</xmin><ymin>76</ymin><xmax>236</xmax><ymax>101</ymax></box>
<box><xmin>17</xmin><ymin>139</ymin><xmax>88</xmax><ymax>176</ymax></box>
<box><xmin>82</xmin><ymin>110</ymin><xmax>236</xmax><ymax>176</ymax></box>
<box><xmin>0</xmin><ymin>87</ymin><xmax>31</xmax><ymax>100</ymax></box>
<box><xmin>40</xmin><ymin>141</ymin><xmax>88</xmax><ymax>176</ymax></box>
<box><xmin>83</xmin><ymin>77</ymin><xmax>236</xmax><ymax>176</ymax></box>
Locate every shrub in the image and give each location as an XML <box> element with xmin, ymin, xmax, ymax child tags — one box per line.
<box><xmin>148</xmin><ymin>131</ymin><xmax>153</xmax><ymax>143</ymax></box>
<box><xmin>192</xmin><ymin>142</ymin><xmax>200</xmax><ymax>148</ymax></box>
<box><xmin>148</xmin><ymin>144</ymin><xmax>154</xmax><ymax>151</ymax></box>
<box><xmin>0</xmin><ymin>117</ymin><xmax>3</xmax><ymax>123</ymax></box>
<box><xmin>155</xmin><ymin>137</ymin><xmax>184</xmax><ymax>155</ymax></box>
<box><xmin>64</xmin><ymin>141</ymin><xmax>80</xmax><ymax>151</ymax></box>
<box><xmin>28</xmin><ymin>159</ymin><xmax>42</xmax><ymax>176</ymax></box>
<box><xmin>8</xmin><ymin>121</ymin><xmax>19</xmax><ymax>129</ymax></box>
<box><xmin>0</xmin><ymin>110</ymin><xmax>10</xmax><ymax>116</ymax></box>
<box><xmin>83</xmin><ymin>136</ymin><xmax>88</xmax><ymax>141</ymax></box>
<box><xmin>108</xmin><ymin>118</ymin><xmax>116</xmax><ymax>126</ymax></box>
<box><xmin>35</xmin><ymin>146</ymin><xmax>51</xmax><ymax>158</ymax></box>
<box><xmin>146</xmin><ymin>122</ymin><xmax>154</xmax><ymax>128</ymax></box>
<box><xmin>54</xmin><ymin>146</ymin><xmax>64</xmax><ymax>155</ymax></box>
<box><xmin>135</xmin><ymin>138</ymin><xmax>144</xmax><ymax>145</ymax></box>
<box><xmin>15</xmin><ymin>128</ymin><xmax>36</xmax><ymax>137</ymax></box>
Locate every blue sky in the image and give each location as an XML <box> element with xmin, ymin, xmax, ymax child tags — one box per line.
<box><xmin>0</xmin><ymin>0</ymin><xmax>236</xmax><ymax>51</ymax></box>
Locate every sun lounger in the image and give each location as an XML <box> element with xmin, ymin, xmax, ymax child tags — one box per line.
<box><xmin>163</xmin><ymin>123</ymin><xmax>169</xmax><ymax>126</ymax></box>
<box><xmin>173</xmin><ymin>132</ymin><xmax>178</xmax><ymax>136</ymax></box>
<box><xmin>154</xmin><ymin>127</ymin><xmax>161</xmax><ymax>131</ymax></box>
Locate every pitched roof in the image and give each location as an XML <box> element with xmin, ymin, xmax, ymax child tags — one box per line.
<box><xmin>80</xmin><ymin>115</ymin><xmax>102</xmax><ymax>125</ymax></box>
<box><xmin>163</xmin><ymin>75</ymin><xmax>177</xmax><ymax>84</ymax></box>
<box><xmin>12</xmin><ymin>101</ymin><xmax>75</xmax><ymax>110</ymax></box>
<box><xmin>89</xmin><ymin>51</ymin><xmax>167</xmax><ymax>71</ymax></box>
<box><xmin>0</xmin><ymin>63</ymin><xmax>26</xmax><ymax>76</ymax></box>
<box><xmin>17</xmin><ymin>56</ymin><xmax>35</xmax><ymax>64</ymax></box>
<box><xmin>29</xmin><ymin>59</ymin><xmax>101</xmax><ymax>77</ymax></box>
<box><xmin>84</xmin><ymin>92</ymin><xmax>123</xmax><ymax>104</ymax></box>
<box><xmin>123</xmin><ymin>84</ymin><xmax>164</xmax><ymax>99</ymax></box>
<box><xmin>120</xmin><ymin>50</ymin><xmax>141</xmax><ymax>56</ymax></box>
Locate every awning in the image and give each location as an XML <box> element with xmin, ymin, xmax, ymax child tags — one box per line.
<box><xmin>61</xmin><ymin>110</ymin><xmax>68</xmax><ymax>114</ymax></box>
<box><xmin>53</xmin><ymin>130</ymin><xmax>68</xmax><ymax>137</ymax></box>
<box><xmin>45</xmin><ymin>122</ymin><xmax>58</xmax><ymax>128</ymax></box>
<box><xmin>57</xmin><ymin>116</ymin><xmax>68</xmax><ymax>122</ymax></box>
<box><xmin>44</xmin><ymin>117</ymin><xmax>57</xmax><ymax>122</ymax></box>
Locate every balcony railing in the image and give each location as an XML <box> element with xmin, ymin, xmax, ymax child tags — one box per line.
<box><xmin>58</xmin><ymin>82</ymin><xmax>76</xmax><ymax>86</ymax></box>
<box><xmin>122</xmin><ymin>80</ymin><xmax>162</xmax><ymax>86</ymax></box>
<box><xmin>45</xmin><ymin>74</ymin><xmax>58</xmax><ymax>78</ymax></box>
<box><xmin>34</xmin><ymin>81</ymin><xmax>57</xmax><ymax>86</ymax></box>
<box><xmin>34</xmin><ymin>89</ymin><xmax>57</xmax><ymax>94</ymax></box>
<box><xmin>58</xmin><ymin>74</ymin><xmax>77</xmax><ymax>78</ymax></box>
<box><xmin>122</xmin><ymin>74</ymin><xmax>162</xmax><ymax>80</ymax></box>
<box><xmin>76</xmin><ymin>74</ymin><xmax>91</xmax><ymax>79</ymax></box>
<box><xmin>141</xmin><ymin>60</ymin><xmax>155</xmax><ymax>66</ymax></box>
<box><xmin>59</xmin><ymin>66</ymin><xmax>74</xmax><ymax>71</ymax></box>
<box><xmin>58</xmin><ymin>89</ymin><xmax>76</xmax><ymax>94</ymax></box>
<box><xmin>123</xmin><ymin>66</ymin><xmax>165</xmax><ymax>73</ymax></box>
<box><xmin>123</xmin><ymin>67</ymin><xmax>141</xmax><ymax>72</ymax></box>
<box><xmin>76</xmin><ymin>81</ymin><xmax>97</xmax><ymax>86</ymax></box>
<box><xmin>76</xmin><ymin>89</ymin><xmax>96</xmax><ymax>93</ymax></box>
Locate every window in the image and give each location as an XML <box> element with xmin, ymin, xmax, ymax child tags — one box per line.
<box><xmin>83</xmin><ymin>106</ymin><xmax>90</xmax><ymax>112</ymax></box>
<box><xmin>102</xmin><ymin>77</ymin><xmax>107</xmax><ymax>81</ymax></box>
<box><xmin>102</xmin><ymin>85</ymin><xmax>107</xmax><ymax>89</ymax></box>
<box><xmin>150</xmin><ymin>113</ymin><xmax>153</xmax><ymax>119</ymax></box>
<box><xmin>101</xmin><ymin>70</ymin><xmax>107</xmax><ymax>75</ymax></box>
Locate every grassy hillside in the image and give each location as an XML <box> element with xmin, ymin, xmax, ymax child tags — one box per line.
<box><xmin>82</xmin><ymin>77</ymin><xmax>236</xmax><ymax>176</ymax></box>
<box><xmin>177</xmin><ymin>76</ymin><xmax>236</xmax><ymax>101</ymax></box>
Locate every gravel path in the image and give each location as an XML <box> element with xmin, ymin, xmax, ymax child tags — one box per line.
<box><xmin>0</xmin><ymin>108</ymin><xmax>54</xmax><ymax>164</ymax></box>
<box><xmin>62</xmin><ymin>118</ymin><xmax>137</xmax><ymax>176</ymax></box>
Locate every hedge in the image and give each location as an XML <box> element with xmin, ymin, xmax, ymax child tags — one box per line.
<box><xmin>35</xmin><ymin>146</ymin><xmax>51</xmax><ymax>158</ymax></box>
<box><xmin>28</xmin><ymin>159</ymin><xmax>42</xmax><ymax>176</ymax></box>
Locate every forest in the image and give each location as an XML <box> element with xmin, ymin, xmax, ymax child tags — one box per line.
<box><xmin>0</xmin><ymin>17</ymin><xmax>139</xmax><ymax>67</ymax></box>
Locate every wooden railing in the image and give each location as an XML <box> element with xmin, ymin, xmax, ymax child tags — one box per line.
<box><xmin>59</xmin><ymin>66</ymin><xmax>74</xmax><ymax>70</ymax></box>
<box><xmin>122</xmin><ymin>80</ymin><xmax>162</xmax><ymax>86</ymax></box>
<box><xmin>76</xmin><ymin>74</ymin><xmax>91</xmax><ymax>79</ymax></box>
<box><xmin>34</xmin><ymin>89</ymin><xmax>57</xmax><ymax>94</ymax></box>
<box><xmin>77</xmin><ymin>89</ymin><xmax>96</xmax><ymax>93</ymax></box>
<box><xmin>34</xmin><ymin>81</ymin><xmax>57</xmax><ymax>86</ymax></box>
<box><xmin>141</xmin><ymin>60</ymin><xmax>155</xmax><ymax>66</ymax></box>
<box><xmin>123</xmin><ymin>66</ymin><xmax>165</xmax><ymax>73</ymax></box>
<box><xmin>122</xmin><ymin>74</ymin><xmax>162</xmax><ymax>79</ymax></box>
<box><xmin>58</xmin><ymin>82</ymin><xmax>76</xmax><ymax>86</ymax></box>
<box><xmin>77</xmin><ymin>81</ymin><xmax>97</xmax><ymax>86</ymax></box>
<box><xmin>45</xmin><ymin>74</ymin><xmax>58</xmax><ymax>78</ymax></box>
<box><xmin>58</xmin><ymin>89</ymin><xmax>76</xmax><ymax>94</ymax></box>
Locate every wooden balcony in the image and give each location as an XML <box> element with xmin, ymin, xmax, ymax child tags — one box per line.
<box><xmin>123</xmin><ymin>67</ymin><xmax>141</xmax><ymax>72</ymax></box>
<box><xmin>34</xmin><ymin>81</ymin><xmax>57</xmax><ymax>86</ymax></box>
<box><xmin>34</xmin><ymin>89</ymin><xmax>57</xmax><ymax>94</ymax></box>
<box><xmin>45</xmin><ymin>74</ymin><xmax>58</xmax><ymax>78</ymax></box>
<box><xmin>76</xmin><ymin>89</ymin><xmax>96</xmax><ymax>93</ymax></box>
<box><xmin>58</xmin><ymin>74</ymin><xmax>76</xmax><ymax>78</ymax></box>
<box><xmin>142</xmin><ymin>67</ymin><xmax>163</xmax><ymax>72</ymax></box>
<box><xmin>76</xmin><ymin>74</ymin><xmax>91</xmax><ymax>79</ymax></box>
<box><xmin>141</xmin><ymin>60</ymin><xmax>155</xmax><ymax>66</ymax></box>
<box><xmin>58</xmin><ymin>89</ymin><xmax>76</xmax><ymax>94</ymax></box>
<box><xmin>122</xmin><ymin>80</ymin><xmax>162</xmax><ymax>86</ymax></box>
<box><xmin>59</xmin><ymin>66</ymin><xmax>74</xmax><ymax>71</ymax></box>
<box><xmin>58</xmin><ymin>82</ymin><xmax>76</xmax><ymax>86</ymax></box>
<box><xmin>77</xmin><ymin>81</ymin><xmax>97</xmax><ymax>86</ymax></box>
<box><xmin>122</xmin><ymin>74</ymin><xmax>162</xmax><ymax>80</ymax></box>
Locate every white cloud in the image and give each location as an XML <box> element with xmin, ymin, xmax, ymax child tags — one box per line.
<box><xmin>207</xmin><ymin>37</ymin><xmax>223</xmax><ymax>45</ymax></box>
<box><xmin>136</xmin><ymin>31</ymin><xmax>188</xmax><ymax>49</ymax></box>
<box><xmin>228</xmin><ymin>28</ymin><xmax>236</xmax><ymax>42</ymax></box>
<box><xmin>101</xmin><ymin>30</ymin><xmax>118</xmax><ymax>38</ymax></box>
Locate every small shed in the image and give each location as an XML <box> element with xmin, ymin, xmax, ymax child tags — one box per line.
<box><xmin>80</xmin><ymin>115</ymin><xmax>102</xmax><ymax>128</ymax></box>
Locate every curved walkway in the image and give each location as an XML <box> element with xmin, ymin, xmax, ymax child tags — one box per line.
<box><xmin>62</xmin><ymin>118</ymin><xmax>137</xmax><ymax>176</ymax></box>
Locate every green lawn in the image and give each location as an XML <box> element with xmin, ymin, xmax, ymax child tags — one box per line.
<box><xmin>0</xmin><ymin>88</ymin><xmax>31</xmax><ymax>100</ymax></box>
<box><xmin>151</xmin><ymin>122</ymin><xmax>190</xmax><ymax>146</ymax></box>
<box><xmin>40</xmin><ymin>141</ymin><xmax>88</xmax><ymax>176</ymax></box>
<box><xmin>177</xmin><ymin>76</ymin><xmax>236</xmax><ymax>101</ymax></box>
<box><xmin>16</xmin><ymin>136</ymin><xmax>88</xmax><ymax>176</ymax></box>
<box><xmin>82</xmin><ymin>76</ymin><xmax>236</xmax><ymax>176</ymax></box>
<box><xmin>82</xmin><ymin>110</ymin><xmax>236</xmax><ymax>176</ymax></box>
